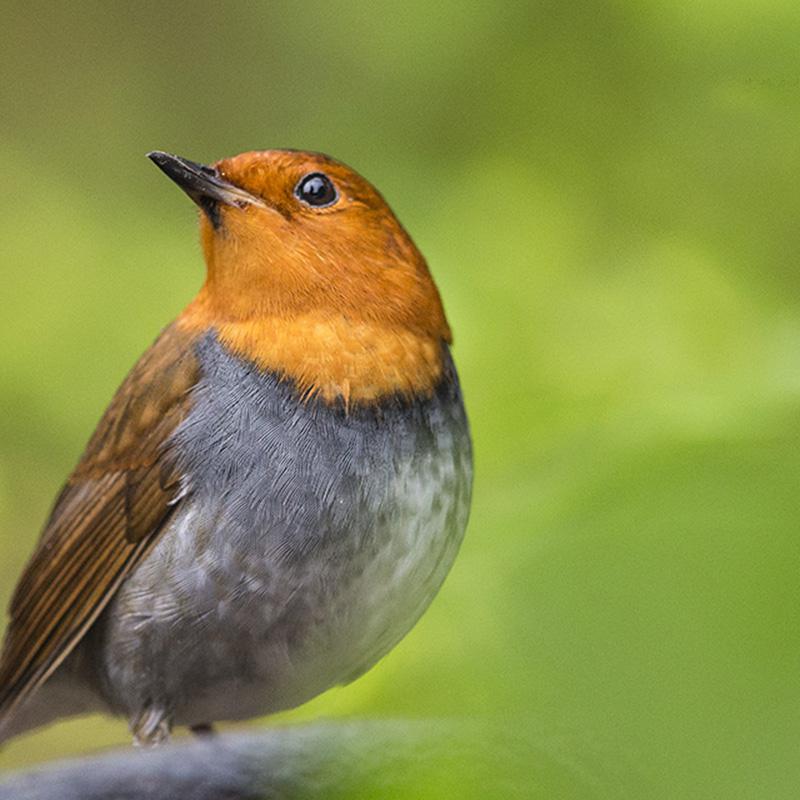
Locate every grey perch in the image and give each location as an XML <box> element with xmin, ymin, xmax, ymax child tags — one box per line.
<box><xmin>0</xmin><ymin>718</ymin><xmax>637</xmax><ymax>799</ymax></box>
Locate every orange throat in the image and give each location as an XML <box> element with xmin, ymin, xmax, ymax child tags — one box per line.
<box><xmin>177</xmin><ymin>294</ymin><xmax>446</xmax><ymax>405</ymax></box>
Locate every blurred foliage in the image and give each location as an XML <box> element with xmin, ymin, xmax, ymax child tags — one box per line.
<box><xmin>2</xmin><ymin>1</ymin><xmax>800</xmax><ymax>797</ymax></box>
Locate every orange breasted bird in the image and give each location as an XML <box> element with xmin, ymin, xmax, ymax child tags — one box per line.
<box><xmin>0</xmin><ymin>150</ymin><xmax>472</xmax><ymax>746</ymax></box>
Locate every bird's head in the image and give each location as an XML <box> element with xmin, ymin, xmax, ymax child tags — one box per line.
<box><xmin>149</xmin><ymin>150</ymin><xmax>452</xmax><ymax>405</ymax></box>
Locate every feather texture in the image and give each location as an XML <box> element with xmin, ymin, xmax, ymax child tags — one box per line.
<box><xmin>0</xmin><ymin>322</ymin><xmax>199</xmax><ymax>726</ymax></box>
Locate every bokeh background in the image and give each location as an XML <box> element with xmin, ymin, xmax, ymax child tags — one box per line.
<box><xmin>2</xmin><ymin>2</ymin><xmax>800</xmax><ymax>797</ymax></box>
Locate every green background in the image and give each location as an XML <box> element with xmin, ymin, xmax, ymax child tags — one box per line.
<box><xmin>2</xmin><ymin>2</ymin><xmax>800</xmax><ymax>796</ymax></box>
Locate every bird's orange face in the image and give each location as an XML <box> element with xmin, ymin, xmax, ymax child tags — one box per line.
<box><xmin>151</xmin><ymin>150</ymin><xmax>452</xmax><ymax>405</ymax></box>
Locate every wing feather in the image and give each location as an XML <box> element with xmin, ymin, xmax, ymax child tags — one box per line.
<box><xmin>0</xmin><ymin>321</ymin><xmax>200</xmax><ymax>723</ymax></box>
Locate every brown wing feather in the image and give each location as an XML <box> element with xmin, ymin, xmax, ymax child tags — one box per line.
<box><xmin>0</xmin><ymin>320</ymin><xmax>200</xmax><ymax>722</ymax></box>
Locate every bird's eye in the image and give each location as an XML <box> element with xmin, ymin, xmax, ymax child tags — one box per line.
<box><xmin>295</xmin><ymin>172</ymin><xmax>338</xmax><ymax>208</ymax></box>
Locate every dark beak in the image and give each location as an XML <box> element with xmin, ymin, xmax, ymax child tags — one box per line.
<box><xmin>147</xmin><ymin>151</ymin><xmax>262</xmax><ymax>215</ymax></box>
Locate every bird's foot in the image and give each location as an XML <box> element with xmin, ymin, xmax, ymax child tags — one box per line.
<box><xmin>131</xmin><ymin>705</ymin><xmax>172</xmax><ymax>747</ymax></box>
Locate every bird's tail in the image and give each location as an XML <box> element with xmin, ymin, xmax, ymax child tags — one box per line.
<box><xmin>0</xmin><ymin>677</ymin><xmax>100</xmax><ymax>746</ymax></box>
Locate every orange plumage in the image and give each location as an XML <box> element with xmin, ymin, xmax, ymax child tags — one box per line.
<box><xmin>179</xmin><ymin>150</ymin><xmax>451</xmax><ymax>404</ymax></box>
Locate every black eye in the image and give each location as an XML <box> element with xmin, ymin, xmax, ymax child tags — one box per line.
<box><xmin>295</xmin><ymin>172</ymin><xmax>338</xmax><ymax>207</ymax></box>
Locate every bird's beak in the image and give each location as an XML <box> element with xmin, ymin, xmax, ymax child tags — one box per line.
<box><xmin>147</xmin><ymin>151</ymin><xmax>264</xmax><ymax>213</ymax></box>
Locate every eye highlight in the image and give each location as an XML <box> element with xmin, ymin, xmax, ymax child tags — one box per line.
<box><xmin>295</xmin><ymin>172</ymin><xmax>338</xmax><ymax>208</ymax></box>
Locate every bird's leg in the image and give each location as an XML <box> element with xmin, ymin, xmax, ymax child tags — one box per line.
<box><xmin>131</xmin><ymin>705</ymin><xmax>172</xmax><ymax>748</ymax></box>
<box><xmin>190</xmin><ymin>723</ymin><xmax>216</xmax><ymax>738</ymax></box>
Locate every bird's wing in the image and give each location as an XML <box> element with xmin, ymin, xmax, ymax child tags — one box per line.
<box><xmin>0</xmin><ymin>321</ymin><xmax>200</xmax><ymax>724</ymax></box>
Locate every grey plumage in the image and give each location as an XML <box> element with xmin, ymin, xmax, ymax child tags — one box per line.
<box><xmin>39</xmin><ymin>332</ymin><xmax>474</xmax><ymax>742</ymax></box>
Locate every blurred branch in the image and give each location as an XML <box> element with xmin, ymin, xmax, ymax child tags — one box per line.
<box><xmin>0</xmin><ymin>717</ymin><xmax>629</xmax><ymax>799</ymax></box>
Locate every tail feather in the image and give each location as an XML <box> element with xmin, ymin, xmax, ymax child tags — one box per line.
<box><xmin>0</xmin><ymin>677</ymin><xmax>100</xmax><ymax>746</ymax></box>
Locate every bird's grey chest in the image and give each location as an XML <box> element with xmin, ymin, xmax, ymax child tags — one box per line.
<box><xmin>100</xmin><ymin>335</ymin><xmax>471</xmax><ymax>719</ymax></box>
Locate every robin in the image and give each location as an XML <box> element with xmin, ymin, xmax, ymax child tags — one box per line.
<box><xmin>0</xmin><ymin>150</ymin><xmax>472</xmax><ymax>746</ymax></box>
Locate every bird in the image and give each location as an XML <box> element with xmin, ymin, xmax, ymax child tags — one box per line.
<box><xmin>0</xmin><ymin>149</ymin><xmax>472</xmax><ymax>747</ymax></box>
